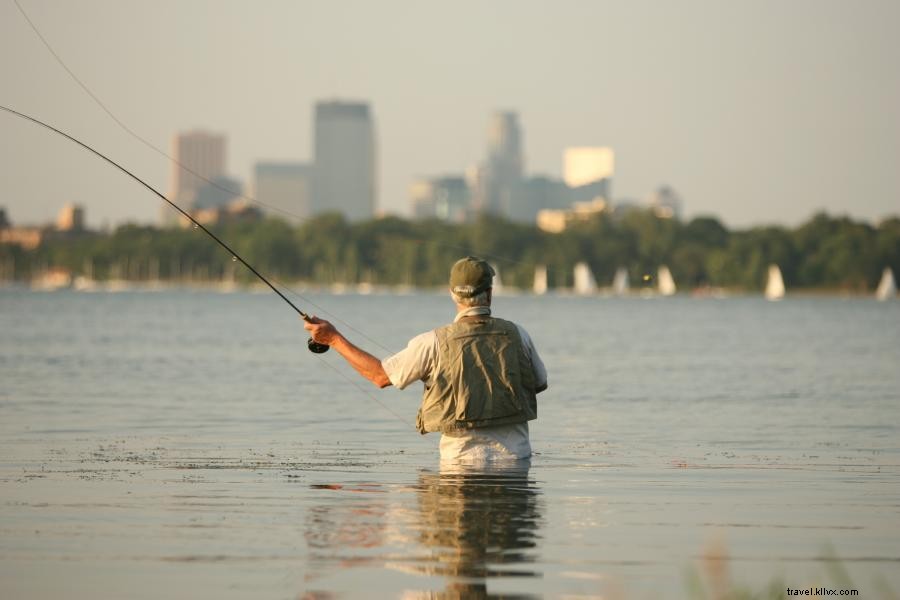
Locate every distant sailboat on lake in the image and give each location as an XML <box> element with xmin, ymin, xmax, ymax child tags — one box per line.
<box><xmin>573</xmin><ymin>262</ymin><xmax>597</xmax><ymax>295</ymax></box>
<box><xmin>657</xmin><ymin>265</ymin><xmax>677</xmax><ymax>296</ymax></box>
<box><xmin>765</xmin><ymin>264</ymin><xmax>785</xmax><ymax>301</ymax></box>
<box><xmin>612</xmin><ymin>267</ymin><xmax>629</xmax><ymax>296</ymax></box>
<box><xmin>875</xmin><ymin>267</ymin><xmax>897</xmax><ymax>301</ymax></box>
<box><xmin>533</xmin><ymin>264</ymin><xmax>548</xmax><ymax>295</ymax></box>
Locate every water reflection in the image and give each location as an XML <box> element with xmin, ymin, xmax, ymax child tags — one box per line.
<box><xmin>304</xmin><ymin>460</ymin><xmax>543</xmax><ymax>598</ymax></box>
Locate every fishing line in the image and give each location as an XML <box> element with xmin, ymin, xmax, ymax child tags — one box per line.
<box><xmin>266</xmin><ymin>274</ymin><xmax>396</xmax><ymax>355</ymax></box>
<box><xmin>12</xmin><ymin>0</ymin><xmax>543</xmax><ymax>274</ymax></box>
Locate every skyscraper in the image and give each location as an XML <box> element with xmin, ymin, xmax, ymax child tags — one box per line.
<box><xmin>313</xmin><ymin>101</ymin><xmax>376</xmax><ymax>221</ymax></box>
<box><xmin>472</xmin><ymin>111</ymin><xmax>524</xmax><ymax>217</ymax></box>
<box><xmin>165</xmin><ymin>130</ymin><xmax>227</xmax><ymax>225</ymax></box>
<box><xmin>254</xmin><ymin>162</ymin><xmax>312</xmax><ymax>224</ymax></box>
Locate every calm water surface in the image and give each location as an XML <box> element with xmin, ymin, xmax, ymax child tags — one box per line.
<box><xmin>1</xmin><ymin>289</ymin><xmax>899</xmax><ymax>599</ymax></box>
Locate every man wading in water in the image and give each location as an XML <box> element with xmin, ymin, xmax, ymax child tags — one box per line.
<box><xmin>303</xmin><ymin>256</ymin><xmax>548</xmax><ymax>461</ymax></box>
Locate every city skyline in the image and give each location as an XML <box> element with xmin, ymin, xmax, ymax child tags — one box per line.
<box><xmin>1</xmin><ymin>0</ymin><xmax>898</xmax><ymax>229</ymax></box>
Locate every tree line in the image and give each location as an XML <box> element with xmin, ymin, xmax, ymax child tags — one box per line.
<box><xmin>2</xmin><ymin>209</ymin><xmax>898</xmax><ymax>292</ymax></box>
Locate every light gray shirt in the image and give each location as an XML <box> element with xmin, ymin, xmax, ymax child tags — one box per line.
<box><xmin>381</xmin><ymin>306</ymin><xmax>547</xmax><ymax>461</ymax></box>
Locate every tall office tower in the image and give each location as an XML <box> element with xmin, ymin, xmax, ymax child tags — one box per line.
<box><xmin>313</xmin><ymin>101</ymin><xmax>376</xmax><ymax>221</ymax></box>
<box><xmin>164</xmin><ymin>130</ymin><xmax>227</xmax><ymax>225</ymax></box>
<box><xmin>473</xmin><ymin>111</ymin><xmax>524</xmax><ymax>217</ymax></box>
<box><xmin>254</xmin><ymin>162</ymin><xmax>312</xmax><ymax>224</ymax></box>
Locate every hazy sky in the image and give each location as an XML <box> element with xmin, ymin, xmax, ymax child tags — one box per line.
<box><xmin>1</xmin><ymin>0</ymin><xmax>898</xmax><ymax>229</ymax></box>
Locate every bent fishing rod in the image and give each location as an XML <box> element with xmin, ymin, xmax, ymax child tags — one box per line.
<box><xmin>1</xmin><ymin>104</ymin><xmax>329</xmax><ymax>354</ymax></box>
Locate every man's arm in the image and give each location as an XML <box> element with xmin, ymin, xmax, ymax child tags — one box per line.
<box><xmin>516</xmin><ymin>324</ymin><xmax>548</xmax><ymax>394</ymax></box>
<box><xmin>303</xmin><ymin>317</ymin><xmax>392</xmax><ymax>388</ymax></box>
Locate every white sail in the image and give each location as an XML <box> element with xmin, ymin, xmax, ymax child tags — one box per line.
<box><xmin>658</xmin><ymin>265</ymin><xmax>677</xmax><ymax>296</ymax></box>
<box><xmin>533</xmin><ymin>264</ymin><xmax>548</xmax><ymax>295</ymax></box>
<box><xmin>612</xmin><ymin>267</ymin><xmax>629</xmax><ymax>296</ymax></box>
<box><xmin>876</xmin><ymin>267</ymin><xmax>897</xmax><ymax>301</ymax></box>
<box><xmin>765</xmin><ymin>264</ymin><xmax>785</xmax><ymax>301</ymax></box>
<box><xmin>573</xmin><ymin>262</ymin><xmax>597</xmax><ymax>295</ymax></box>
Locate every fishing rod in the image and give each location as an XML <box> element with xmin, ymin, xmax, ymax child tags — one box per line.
<box><xmin>0</xmin><ymin>104</ymin><xmax>330</xmax><ymax>354</ymax></box>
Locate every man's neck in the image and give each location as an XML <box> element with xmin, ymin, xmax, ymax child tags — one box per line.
<box><xmin>454</xmin><ymin>305</ymin><xmax>492</xmax><ymax>322</ymax></box>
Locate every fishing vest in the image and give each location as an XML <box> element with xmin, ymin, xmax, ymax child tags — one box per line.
<box><xmin>416</xmin><ymin>315</ymin><xmax>538</xmax><ymax>434</ymax></box>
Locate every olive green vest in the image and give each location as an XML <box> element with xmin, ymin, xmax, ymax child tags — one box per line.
<box><xmin>416</xmin><ymin>315</ymin><xmax>538</xmax><ymax>434</ymax></box>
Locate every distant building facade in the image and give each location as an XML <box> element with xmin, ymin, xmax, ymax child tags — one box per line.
<box><xmin>253</xmin><ymin>162</ymin><xmax>312</xmax><ymax>224</ymax></box>
<box><xmin>56</xmin><ymin>203</ymin><xmax>85</xmax><ymax>232</ymax></box>
<box><xmin>313</xmin><ymin>101</ymin><xmax>376</xmax><ymax>221</ymax></box>
<box><xmin>648</xmin><ymin>185</ymin><xmax>682</xmax><ymax>219</ymax></box>
<box><xmin>563</xmin><ymin>147</ymin><xmax>614</xmax><ymax>188</ymax></box>
<box><xmin>165</xmin><ymin>130</ymin><xmax>227</xmax><ymax>225</ymax></box>
<box><xmin>509</xmin><ymin>176</ymin><xmax>570</xmax><ymax>223</ymax></box>
<box><xmin>0</xmin><ymin>226</ymin><xmax>43</xmax><ymax>249</ymax></box>
<box><xmin>190</xmin><ymin>201</ymin><xmax>262</xmax><ymax>227</ymax></box>
<box><xmin>193</xmin><ymin>176</ymin><xmax>243</xmax><ymax>211</ymax></box>
<box><xmin>537</xmin><ymin>198</ymin><xmax>609</xmax><ymax>233</ymax></box>
<box><xmin>0</xmin><ymin>204</ymin><xmax>93</xmax><ymax>249</ymax></box>
<box><xmin>410</xmin><ymin>176</ymin><xmax>470</xmax><ymax>223</ymax></box>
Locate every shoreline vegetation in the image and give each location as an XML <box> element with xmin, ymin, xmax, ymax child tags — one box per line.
<box><xmin>684</xmin><ymin>541</ymin><xmax>897</xmax><ymax>600</ymax></box>
<box><xmin>1</xmin><ymin>279</ymin><xmax>893</xmax><ymax>299</ymax></box>
<box><xmin>1</xmin><ymin>210</ymin><xmax>898</xmax><ymax>295</ymax></box>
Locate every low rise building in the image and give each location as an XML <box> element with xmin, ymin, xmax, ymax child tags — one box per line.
<box><xmin>410</xmin><ymin>176</ymin><xmax>470</xmax><ymax>223</ymax></box>
<box><xmin>537</xmin><ymin>198</ymin><xmax>609</xmax><ymax>233</ymax></box>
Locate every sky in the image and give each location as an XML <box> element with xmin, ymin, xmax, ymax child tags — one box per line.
<box><xmin>1</xmin><ymin>0</ymin><xmax>898</xmax><ymax>229</ymax></box>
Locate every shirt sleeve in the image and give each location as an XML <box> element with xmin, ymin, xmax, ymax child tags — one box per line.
<box><xmin>516</xmin><ymin>325</ymin><xmax>548</xmax><ymax>390</ymax></box>
<box><xmin>381</xmin><ymin>331</ymin><xmax>437</xmax><ymax>390</ymax></box>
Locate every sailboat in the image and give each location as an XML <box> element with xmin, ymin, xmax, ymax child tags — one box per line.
<box><xmin>657</xmin><ymin>265</ymin><xmax>677</xmax><ymax>296</ymax></box>
<box><xmin>875</xmin><ymin>267</ymin><xmax>897</xmax><ymax>301</ymax></box>
<box><xmin>573</xmin><ymin>262</ymin><xmax>597</xmax><ymax>295</ymax></box>
<box><xmin>612</xmin><ymin>267</ymin><xmax>629</xmax><ymax>296</ymax></box>
<box><xmin>533</xmin><ymin>264</ymin><xmax>548</xmax><ymax>295</ymax></box>
<box><xmin>764</xmin><ymin>264</ymin><xmax>785</xmax><ymax>301</ymax></box>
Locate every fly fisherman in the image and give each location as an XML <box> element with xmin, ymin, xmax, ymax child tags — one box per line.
<box><xmin>303</xmin><ymin>256</ymin><xmax>548</xmax><ymax>461</ymax></box>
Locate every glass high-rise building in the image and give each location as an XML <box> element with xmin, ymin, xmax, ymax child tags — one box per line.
<box><xmin>313</xmin><ymin>101</ymin><xmax>376</xmax><ymax>221</ymax></box>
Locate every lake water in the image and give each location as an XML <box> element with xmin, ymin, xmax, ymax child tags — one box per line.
<box><xmin>1</xmin><ymin>288</ymin><xmax>899</xmax><ymax>599</ymax></box>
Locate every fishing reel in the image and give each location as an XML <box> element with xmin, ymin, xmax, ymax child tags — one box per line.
<box><xmin>307</xmin><ymin>338</ymin><xmax>330</xmax><ymax>354</ymax></box>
